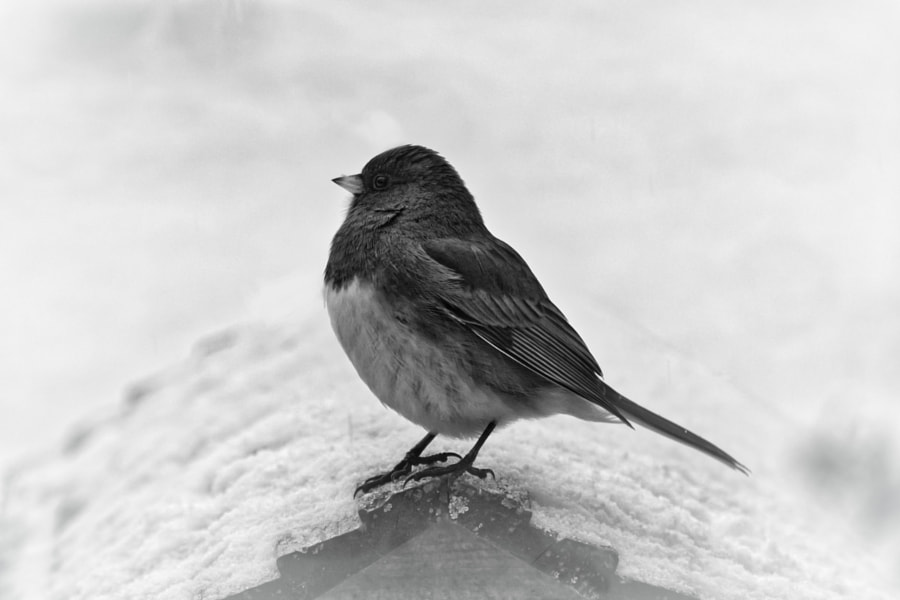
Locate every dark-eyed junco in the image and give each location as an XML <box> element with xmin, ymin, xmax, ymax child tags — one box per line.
<box><xmin>326</xmin><ymin>144</ymin><xmax>748</xmax><ymax>495</ymax></box>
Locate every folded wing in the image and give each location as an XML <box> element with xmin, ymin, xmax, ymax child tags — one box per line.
<box><xmin>422</xmin><ymin>237</ymin><xmax>749</xmax><ymax>474</ymax></box>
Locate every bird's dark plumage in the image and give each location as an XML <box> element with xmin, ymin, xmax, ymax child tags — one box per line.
<box><xmin>326</xmin><ymin>145</ymin><xmax>749</xmax><ymax>493</ymax></box>
<box><xmin>421</xmin><ymin>237</ymin><xmax>631</xmax><ymax>425</ymax></box>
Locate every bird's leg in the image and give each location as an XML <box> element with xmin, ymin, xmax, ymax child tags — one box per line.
<box><xmin>404</xmin><ymin>421</ymin><xmax>496</xmax><ymax>486</ymax></box>
<box><xmin>354</xmin><ymin>432</ymin><xmax>460</xmax><ymax>496</ymax></box>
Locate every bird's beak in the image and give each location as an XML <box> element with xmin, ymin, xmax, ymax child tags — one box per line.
<box><xmin>332</xmin><ymin>174</ymin><xmax>364</xmax><ymax>195</ymax></box>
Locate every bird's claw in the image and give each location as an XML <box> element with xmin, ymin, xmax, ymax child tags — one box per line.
<box><xmin>402</xmin><ymin>461</ymin><xmax>495</xmax><ymax>488</ymax></box>
<box><xmin>354</xmin><ymin>472</ymin><xmax>398</xmax><ymax>498</ymax></box>
<box><xmin>411</xmin><ymin>451</ymin><xmax>461</xmax><ymax>466</ymax></box>
<box><xmin>354</xmin><ymin>451</ymin><xmax>462</xmax><ymax>497</ymax></box>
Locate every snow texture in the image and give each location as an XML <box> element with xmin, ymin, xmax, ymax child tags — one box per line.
<box><xmin>0</xmin><ymin>296</ymin><xmax>894</xmax><ymax>600</ymax></box>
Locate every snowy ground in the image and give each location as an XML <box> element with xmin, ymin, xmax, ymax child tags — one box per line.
<box><xmin>1</xmin><ymin>1</ymin><xmax>898</xmax><ymax>598</ymax></box>
<box><xmin>0</xmin><ymin>309</ymin><xmax>891</xmax><ymax>600</ymax></box>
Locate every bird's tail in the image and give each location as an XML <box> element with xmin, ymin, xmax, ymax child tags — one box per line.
<box><xmin>604</xmin><ymin>382</ymin><xmax>750</xmax><ymax>475</ymax></box>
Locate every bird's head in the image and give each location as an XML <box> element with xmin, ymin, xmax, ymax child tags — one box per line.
<box><xmin>332</xmin><ymin>145</ymin><xmax>484</xmax><ymax>235</ymax></box>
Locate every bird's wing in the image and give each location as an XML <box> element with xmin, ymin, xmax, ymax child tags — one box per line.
<box><xmin>422</xmin><ymin>237</ymin><xmax>631</xmax><ymax>425</ymax></box>
<box><xmin>423</xmin><ymin>236</ymin><xmax>750</xmax><ymax>474</ymax></box>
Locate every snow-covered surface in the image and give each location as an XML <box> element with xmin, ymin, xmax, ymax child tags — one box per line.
<box><xmin>0</xmin><ymin>299</ymin><xmax>894</xmax><ymax>600</ymax></box>
<box><xmin>1</xmin><ymin>1</ymin><xmax>898</xmax><ymax>599</ymax></box>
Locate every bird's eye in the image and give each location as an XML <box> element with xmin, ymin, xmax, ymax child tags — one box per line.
<box><xmin>372</xmin><ymin>174</ymin><xmax>390</xmax><ymax>190</ymax></box>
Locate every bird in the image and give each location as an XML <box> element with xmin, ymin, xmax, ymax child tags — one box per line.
<box><xmin>325</xmin><ymin>144</ymin><xmax>749</xmax><ymax>496</ymax></box>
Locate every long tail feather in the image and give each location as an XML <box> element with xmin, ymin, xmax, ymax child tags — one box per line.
<box><xmin>603</xmin><ymin>382</ymin><xmax>750</xmax><ymax>475</ymax></box>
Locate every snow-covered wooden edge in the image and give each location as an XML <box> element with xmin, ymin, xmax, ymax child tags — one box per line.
<box><xmin>225</xmin><ymin>477</ymin><xmax>696</xmax><ymax>600</ymax></box>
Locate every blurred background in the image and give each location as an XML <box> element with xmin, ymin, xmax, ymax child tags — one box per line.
<box><xmin>1</xmin><ymin>0</ymin><xmax>898</xmax><ymax>578</ymax></box>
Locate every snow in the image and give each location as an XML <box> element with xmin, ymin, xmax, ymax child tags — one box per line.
<box><xmin>0</xmin><ymin>301</ymin><xmax>894</xmax><ymax>599</ymax></box>
<box><xmin>2</xmin><ymin>1</ymin><xmax>899</xmax><ymax>599</ymax></box>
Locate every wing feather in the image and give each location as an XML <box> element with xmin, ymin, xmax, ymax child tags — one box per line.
<box><xmin>421</xmin><ymin>236</ymin><xmax>750</xmax><ymax>474</ymax></box>
<box><xmin>424</xmin><ymin>238</ymin><xmax>631</xmax><ymax>424</ymax></box>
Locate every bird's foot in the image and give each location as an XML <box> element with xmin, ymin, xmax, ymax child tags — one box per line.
<box><xmin>403</xmin><ymin>454</ymin><xmax>495</xmax><ymax>487</ymax></box>
<box><xmin>354</xmin><ymin>451</ymin><xmax>460</xmax><ymax>497</ymax></box>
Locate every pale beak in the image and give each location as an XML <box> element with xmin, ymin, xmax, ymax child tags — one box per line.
<box><xmin>332</xmin><ymin>174</ymin><xmax>364</xmax><ymax>195</ymax></box>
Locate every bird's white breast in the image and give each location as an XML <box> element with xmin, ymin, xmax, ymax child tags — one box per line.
<box><xmin>324</xmin><ymin>278</ymin><xmax>517</xmax><ymax>437</ymax></box>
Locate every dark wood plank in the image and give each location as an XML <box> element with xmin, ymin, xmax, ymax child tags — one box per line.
<box><xmin>321</xmin><ymin>522</ymin><xmax>585</xmax><ymax>600</ymax></box>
